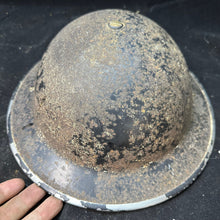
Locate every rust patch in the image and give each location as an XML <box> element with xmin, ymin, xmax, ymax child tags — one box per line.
<box><xmin>34</xmin><ymin>10</ymin><xmax>192</xmax><ymax>172</ymax></box>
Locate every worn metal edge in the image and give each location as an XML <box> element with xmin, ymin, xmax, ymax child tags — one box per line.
<box><xmin>6</xmin><ymin>65</ymin><xmax>215</xmax><ymax>212</ymax></box>
<box><xmin>165</xmin><ymin>72</ymin><xmax>216</xmax><ymax>199</ymax></box>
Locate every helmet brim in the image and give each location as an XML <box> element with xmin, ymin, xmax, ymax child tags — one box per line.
<box><xmin>7</xmin><ymin>62</ymin><xmax>215</xmax><ymax>211</ymax></box>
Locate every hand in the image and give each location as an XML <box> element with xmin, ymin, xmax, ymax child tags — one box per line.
<box><xmin>0</xmin><ymin>178</ymin><xmax>63</xmax><ymax>220</ymax></box>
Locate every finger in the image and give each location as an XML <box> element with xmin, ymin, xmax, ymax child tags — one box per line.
<box><xmin>23</xmin><ymin>196</ymin><xmax>63</xmax><ymax>220</ymax></box>
<box><xmin>0</xmin><ymin>183</ymin><xmax>46</xmax><ymax>220</ymax></box>
<box><xmin>0</xmin><ymin>178</ymin><xmax>25</xmax><ymax>205</ymax></box>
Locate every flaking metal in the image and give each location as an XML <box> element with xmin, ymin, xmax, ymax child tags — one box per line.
<box><xmin>7</xmin><ymin>9</ymin><xmax>215</xmax><ymax>211</ymax></box>
<box><xmin>35</xmin><ymin>9</ymin><xmax>191</xmax><ymax>172</ymax></box>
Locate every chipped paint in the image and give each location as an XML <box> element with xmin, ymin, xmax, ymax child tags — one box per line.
<box><xmin>7</xmin><ymin>9</ymin><xmax>215</xmax><ymax>211</ymax></box>
<box><xmin>35</xmin><ymin>9</ymin><xmax>192</xmax><ymax>172</ymax></box>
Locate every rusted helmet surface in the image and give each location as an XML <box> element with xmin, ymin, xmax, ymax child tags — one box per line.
<box><xmin>7</xmin><ymin>9</ymin><xmax>215</xmax><ymax>211</ymax></box>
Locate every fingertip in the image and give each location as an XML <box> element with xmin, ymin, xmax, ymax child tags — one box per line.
<box><xmin>19</xmin><ymin>183</ymin><xmax>46</xmax><ymax>206</ymax></box>
<box><xmin>0</xmin><ymin>178</ymin><xmax>25</xmax><ymax>204</ymax></box>
<box><xmin>49</xmin><ymin>196</ymin><xmax>64</xmax><ymax>211</ymax></box>
<box><xmin>1</xmin><ymin>178</ymin><xmax>25</xmax><ymax>187</ymax></box>
<box><xmin>26</xmin><ymin>183</ymin><xmax>46</xmax><ymax>195</ymax></box>
<box><xmin>24</xmin><ymin>196</ymin><xmax>64</xmax><ymax>220</ymax></box>
<box><xmin>43</xmin><ymin>196</ymin><xmax>64</xmax><ymax>219</ymax></box>
<box><xmin>11</xmin><ymin>178</ymin><xmax>25</xmax><ymax>188</ymax></box>
<box><xmin>7</xmin><ymin>178</ymin><xmax>26</xmax><ymax>193</ymax></box>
